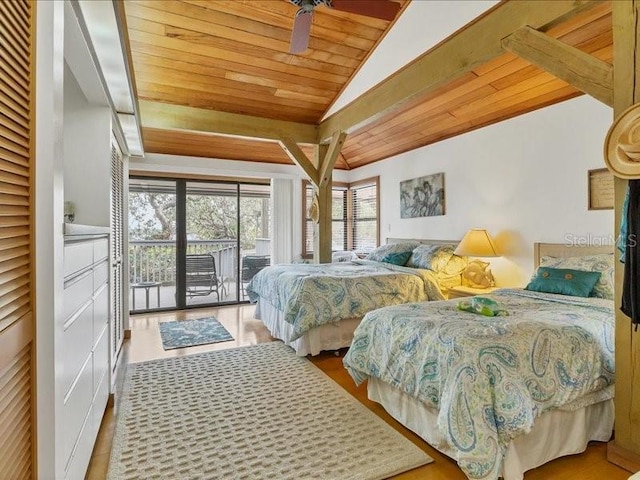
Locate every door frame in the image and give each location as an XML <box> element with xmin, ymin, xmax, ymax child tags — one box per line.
<box><xmin>128</xmin><ymin>175</ymin><xmax>269</xmax><ymax>313</ymax></box>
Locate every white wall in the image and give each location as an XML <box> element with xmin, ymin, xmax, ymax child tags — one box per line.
<box><xmin>325</xmin><ymin>0</ymin><xmax>498</xmax><ymax>117</ymax></box>
<box><xmin>347</xmin><ymin>96</ymin><xmax>614</xmax><ymax>286</ymax></box>
<box><xmin>63</xmin><ymin>62</ymin><xmax>112</xmax><ymax>226</ymax></box>
<box><xmin>36</xmin><ymin>1</ymin><xmax>65</xmax><ymax>477</ymax></box>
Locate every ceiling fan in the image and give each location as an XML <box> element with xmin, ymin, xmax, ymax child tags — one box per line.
<box><xmin>288</xmin><ymin>0</ymin><xmax>401</xmax><ymax>54</ymax></box>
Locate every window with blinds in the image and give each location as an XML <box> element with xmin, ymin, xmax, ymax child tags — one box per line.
<box><xmin>332</xmin><ymin>186</ymin><xmax>347</xmax><ymax>252</ymax></box>
<box><xmin>302</xmin><ymin>177</ymin><xmax>379</xmax><ymax>257</ymax></box>
<box><xmin>351</xmin><ymin>180</ymin><xmax>379</xmax><ymax>252</ymax></box>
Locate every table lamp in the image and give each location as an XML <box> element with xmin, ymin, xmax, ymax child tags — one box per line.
<box><xmin>454</xmin><ymin>229</ymin><xmax>499</xmax><ymax>288</ymax></box>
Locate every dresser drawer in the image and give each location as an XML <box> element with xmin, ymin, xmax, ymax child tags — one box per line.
<box><xmin>93</xmin><ymin>260</ymin><xmax>109</xmax><ymax>291</ymax></box>
<box><xmin>93</xmin><ymin>237</ymin><xmax>109</xmax><ymax>262</ymax></box>
<box><xmin>92</xmin><ymin>363</ymin><xmax>110</xmax><ymax>435</ymax></box>
<box><xmin>64</xmin><ymin>241</ymin><xmax>93</xmax><ymax>279</ymax></box>
<box><xmin>93</xmin><ymin>284</ymin><xmax>109</xmax><ymax>345</ymax></box>
<box><xmin>62</xmin><ymin>354</ymin><xmax>93</xmax><ymax>467</ymax></box>
<box><xmin>93</xmin><ymin>325</ymin><xmax>109</xmax><ymax>395</ymax></box>
<box><xmin>64</xmin><ymin>405</ymin><xmax>95</xmax><ymax>480</ymax></box>
<box><xmin>62</xmin><ymin>301</ymin><xmax>93</xmax><ymax>395</ymax></box>
<box><xmin>63</xmin><ymin>270</ymin><xmax>93</xmax><ymax>322</ymax></box>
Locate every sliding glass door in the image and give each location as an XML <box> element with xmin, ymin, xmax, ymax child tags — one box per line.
<box><xmin>239</xmin><ymin>184</ymin><xmax>271</xmax><ymax>300</ymax></box>
<box><xmin>128</xmin><ymin>178</ymin><xmax>178</xmax><ymax>311</ymax></box>
<box><xmin>128</xmin><ymin>176</ymin><xmax>271</xmax><ymax>313</ymax></box>
<box><xmin>185</xmin><ymin>182</ymin><xmax>239</xmax><ymax>306</ymax></box>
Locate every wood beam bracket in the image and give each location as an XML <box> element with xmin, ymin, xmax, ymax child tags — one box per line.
<box><xmin>502</xmin><ymin>26</ymin><xmax>613</xmax><ymax>107</ymax></box>
<box><xmin>278</xmin><ymin>137</ymin><xmax>320</xmax><ymax>187</ymax></box>
<box><xmin>278</xmin><ymin>131</ymin><xmax>346</xmax><ymax>188</ymax></box>
<box><xmin>319</xmin><ymin>131</ymin><xmax>347</xmax><ymax>188</ymax></box>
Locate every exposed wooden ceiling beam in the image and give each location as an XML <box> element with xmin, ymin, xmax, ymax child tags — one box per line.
<box><xmin>319</xmin><ymin>131</ymin><xmax>348</xmax><ymax>188</ymax></box>
<box><xmin>317</xmin><ymin>0</ymin><xmax>599</xmax><ymax>142</ymax></box>
<box><xmin>502</xmin><ymin>26</ymin><xmax>613</xmax><ymax>106</ymax></box>
<box><xmin>140</xmin><ymin>100</ymin><xmax>319</xmax><ymax>144</ymax></box>
<box><xmin>278</xmin><ymin>137</ymin><xmax>320</xmax><ymax>186</ymax></box>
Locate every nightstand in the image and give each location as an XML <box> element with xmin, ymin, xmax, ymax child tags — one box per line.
<box><xmin>448</xmin><ymin>285</ymin><xmax>498</xmax><ymax>299</ymax></box>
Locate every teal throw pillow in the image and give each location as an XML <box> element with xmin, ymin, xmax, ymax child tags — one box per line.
<box><xmin>380</xmin><ymin>251</ymin><xmax>412</xmax><ymax>266</ymax></box>
<box><xmin>538</xmin><ymin>254</ymin><xmax>614</xmax><ymax>300</ymax></box>
<box><xmin>525</xmin><ymin>267</ymin><xmax>601</xmax><ymax>298</ymax></box>
<box><xmin>367</xmin><ymin>243</ymin><xmax>417</xmax><ymax>265</ymax></box>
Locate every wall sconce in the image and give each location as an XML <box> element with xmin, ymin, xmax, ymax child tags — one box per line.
<box><xmin>454</xmin><ymin>229</ymin><xmax>499</xmax><ymax>288</ymax></box>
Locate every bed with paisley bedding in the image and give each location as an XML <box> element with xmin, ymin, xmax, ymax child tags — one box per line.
<box><xmin>343</xmin><ymin>242</ymin><xmax>615</xmax><ymax>480</ymax></box>
<box><xmin>246</xmin><ymin>239</ymin><xmax>466</xmax><ymax>356</ymax></box>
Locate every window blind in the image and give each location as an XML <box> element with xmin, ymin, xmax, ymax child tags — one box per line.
<box><xmin>351</xmin><ymin>182</ymin><xmax>378</xmax><ymax>252</ymax></box>
<box><xmin>302</xmin><ymin>178</ymin><xmax>379</xmax><ymax>256</ymax></box>
<box><xmin>332</xmin><ymin>187</ymin><xmax>347</xmax><ymax>251</ymax></box>
<box><xmin>304</xmin><ymin>184</ymin><xmax>314</xmax><ymax>255</ymax></box>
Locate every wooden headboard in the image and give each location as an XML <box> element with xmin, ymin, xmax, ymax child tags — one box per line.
<box><xmin>534</xmin><ymin>242</ymin><xmax>614</xmax><ymax>268</ymax></box>
<box><xmin>387</xmin><ymin>238</ymin><xmax>459</xmax><ymax>245</ymax></box>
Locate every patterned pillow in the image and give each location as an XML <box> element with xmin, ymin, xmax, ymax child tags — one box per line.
<box><xmin>538</xmin><ymin>254</ymin><xmax>614</xmax><ymax>300</ymax></box>
<box><xmin>332</xmin><ymin>251</ymin><xmax>358</xmax><ymax>263</ymax></box>
<box><xmin>366</xmin><ymin>243</ymin><xmax>418</xmax><ymax>266</ymax></box>
<box><xmin>441</xmin><ymin>254</ymin><xmax>468</xmax><ymax>276</ymax></box>
<box><xmin>406</xmin><ymin>244</ymin><xmax>457</xmax><ymax>271</ymax></box>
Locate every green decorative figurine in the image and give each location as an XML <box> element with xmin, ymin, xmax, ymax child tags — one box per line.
<box><xmin>457</xmin><ymin>296</ymin><xmax>509</xmax><ymax>317</ymax></box>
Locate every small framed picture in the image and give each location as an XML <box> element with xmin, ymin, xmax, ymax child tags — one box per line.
<box><xmin>588</xmin><ymin>168</ymin><xmax>614</xmax><ymax>210</ymax></box>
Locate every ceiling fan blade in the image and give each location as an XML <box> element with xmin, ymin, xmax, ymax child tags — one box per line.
<box><xmin>289</xmin><ymin>10</ymin><xmax>313</xmax><ymax>54</ymax></box>
<box><xmin>330</xmin><ymin>0</ymin><xmax>401</xmax><ymax>21</ymax></box>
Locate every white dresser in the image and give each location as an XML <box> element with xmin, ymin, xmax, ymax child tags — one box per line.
<box><xmin>62</xmin><ymin>232</ymin><xmax>110</xmax><ymax>479</ymax></box>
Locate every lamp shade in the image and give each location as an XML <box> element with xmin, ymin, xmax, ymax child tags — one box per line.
<box><xmin>454</xmin><ymin>229</ymin><xmax>499</xmax><ymax>257</ymax></box>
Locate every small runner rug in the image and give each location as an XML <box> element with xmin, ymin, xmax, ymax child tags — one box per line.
<box><xmin>158</xmin><ymin>316</ymin><xmax>233</xmax><ymax>350</ymax></box>
<box><xmin>107</xmin><ymin>342</ymin><xmax>433</xmax><ymax>480</ymax></box>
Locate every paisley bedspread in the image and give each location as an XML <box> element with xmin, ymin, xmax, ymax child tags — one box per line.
<box><xmin>343</xmin><ymin>289</ymin><xmax>614</xmax><ymax>480</ymax></box>
<box><xmin>246</xmin><ymin>260</ymin><xmax>445</xmax><ymax>341</ymax></box>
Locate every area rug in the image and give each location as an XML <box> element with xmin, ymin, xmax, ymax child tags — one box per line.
<box><xmin>107</xmin><ymin>342</ymin><xmax>433</xmax><ymax>480</ymax></box>
<box><xmin>158</xmin><ymin>316</ymin><xmax>233</xmax><ymax>350</ymax></box>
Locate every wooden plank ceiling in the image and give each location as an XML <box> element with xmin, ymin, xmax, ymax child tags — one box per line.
<box><xmin>126</xmin><ymin>0</ymin><xmax>612</xmax><ymax>170</ymax></box>
<box><xmin>125</xmin><ymin>0</ymin><xmax>407</xmax><ymax>118</ymax></box>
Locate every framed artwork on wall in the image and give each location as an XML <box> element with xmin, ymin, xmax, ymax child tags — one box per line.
<box><xmin>588</xmin><ymin>168</ymin><xmax>614</xmax><ymax>210</ymax></box>
<box><xmin>400</xmin><ymin>172</ymin><xmax>445</xmax><ymax>218</ymax></box>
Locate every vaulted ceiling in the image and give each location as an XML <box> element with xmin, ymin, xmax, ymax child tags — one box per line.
<box><xmin>123</xmin><ymin>0</ymin><xmax>613</xmax><ymax>170</ymax></box>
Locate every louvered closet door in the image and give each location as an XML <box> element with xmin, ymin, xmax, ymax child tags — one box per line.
<box><xmin>110</xmin><ymin>138</ymin><xmax>124</xmax><ymax>368</ymax></box>
<box><xmin>0</xmin><ymin>0</ymin><xmax>35</xmax><ymax>479</ymax></box>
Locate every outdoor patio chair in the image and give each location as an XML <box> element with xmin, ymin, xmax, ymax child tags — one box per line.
<box><xmin>241</xmin><ymin>255</ymin><xmax>270</xmax><ymax>300</ymax></box>
<box><xmin>185</xmin><ymin>253</ymin><xmax>221</xmax><ymax>302</ymax></box>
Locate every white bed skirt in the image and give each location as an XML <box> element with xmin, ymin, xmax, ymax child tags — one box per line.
<box><xmin>368</xmin><ymin>378</ymin><xmax>614</xmax><ymax>480</ymax></box>
<box><xmin>255</xmin><ymin>300</ymin><xmax>361</xmax><ymax>356</ymax></box>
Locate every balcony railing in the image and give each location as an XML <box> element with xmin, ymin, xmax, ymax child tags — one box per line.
<box><xmin>129</xmin><ymin>240</ymin><xmax>239</xmax><ymax>285</ymax></box>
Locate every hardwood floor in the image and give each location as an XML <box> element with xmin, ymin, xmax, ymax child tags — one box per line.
<box><xmin>86</xmin><ymin>304</ymin><xmax>630</xmax><ymax>480</ymax></box>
